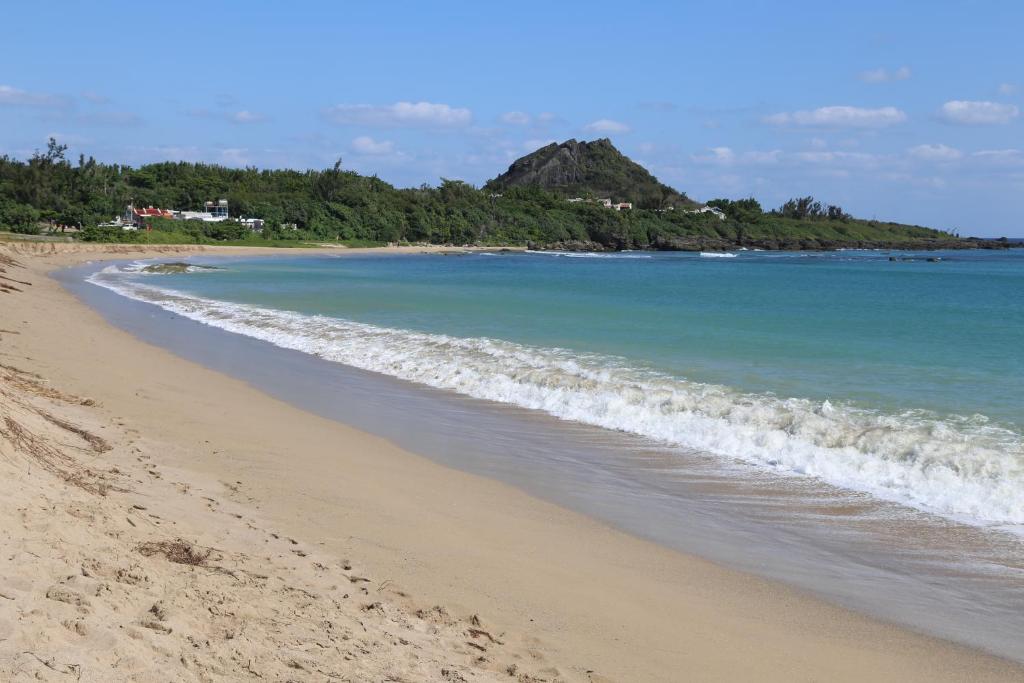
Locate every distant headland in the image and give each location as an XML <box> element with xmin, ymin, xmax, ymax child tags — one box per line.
<box><xmin>0</xmin><ymin>137</ymin><xmax>1014</xmax><ymax>251</ymax></box>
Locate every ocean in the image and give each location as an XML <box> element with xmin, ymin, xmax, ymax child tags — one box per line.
<box><xmin>77</xmin><ymin>248</ymin><xmax>1024</xmax><ymax>659</ymax></box>
<box><xmin>88</xmin><ymin>248</ymin><xmax>1024</xmax><ymax>527</ymax></box>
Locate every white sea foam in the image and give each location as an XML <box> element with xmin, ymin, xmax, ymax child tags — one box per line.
<box><xmin>88</xmin><ymin>266</ymin><xmax>1024</xmax><ymax>529</ymax></box>
<box><xmin>700</xmin><ymin>252</ymin><xmax>737</xmax><ymax>258</ymax></box>
<box><xmin>525</xmin><ymin>250</ymin><xmax>653</xmax><ymax>259</ymax></box>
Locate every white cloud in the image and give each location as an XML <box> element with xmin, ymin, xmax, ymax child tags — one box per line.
<box><xmin>77</xmin><ymin>111</ymin><xmax>143</xmax><ymax>126</ymax></box>
<box><xmin>134</xmin><ymin>145</ymin><xmax>203</xmax><ymax>162</ymax></box>
<box><xmin>230</xmin><ymin>110</ymin><xmax>266</xmax><ymax>124</ymax></box>
<box><xmin>583</xmin><ymin>118</ymin><xmax>631</xmax><ymax>134</ymax></box>
<box><xmin>858</xmin><ymin>66</ymin><xmax>912</xmax><ymax>83</ymax></box>
<box><xmin>791</xmin><ymin>150</ymin><xmax>882</xmax><ymax>166</ymax></box>
<box><xmin>219</xmin><ymin>148</ymin><xmax>250</xmax><ymax>166</ymax></box>
<box><xmin>499</xmin><ymin>111</ymin><xmax>530</xmax><ymax>125</ymax></box>
<box><xmin>998</xmin><ymin>83</ymin><xmax>1019</xmax><ymax>96</ymax></box>
<box><xmin>324</xmin><ymin>101</ymin><xmax>472</xmax><ymax>127</ymax></box>
<box><xmin>765</xmin><ymin>105</ymin><xmax>907</xmax><ymax>128</ymax></box>
<box><xmin>693</xmin><ymin>146</ymin><xmax>735</xmax><ymax>164</ymax></box>
<box><xmin>691</xmin><ymin>147</ymin><xmax>780</xmax><ymax>165</ymax></box>
<box><xmin>0</xmin><ymin>84</ymin><xmax>68</xmax><ymax>108</ymax></box>
<box><xmin>744</xmin><ymin>150</ymin><xmax>782</xmax><ymax>164</ymax></box>
<box><xmin>972</xmin><ymin>149</ymin><xmax>1023</xmax><ymax>164</ymax></box>
<box><xmin>939</xmin><ymin>100</ymin><xmax>1019</xmax><ymax>125</ymax></box>
<box><xmin>80</xmin><ymin>90</ymin><xmax>109</xmax><ymax>104</ymax></box>
<box><xmin>880</xmin><ymin>173</ymin><xmax>947</xmax><ymax>189</ymax></box>
<box><xmin>792</xmin><ymin>151</ymin><xmax>834</xmax><ymax>163</ymax></box>
<box><xmin>351</xmin><ymin>136</ymin><xmax>395</xmax><ymax>155</ymax></box>
<box><xmin>908</xmin><ymin>143</ymin><xmax>962</xmax><ymax>161</ymax></box>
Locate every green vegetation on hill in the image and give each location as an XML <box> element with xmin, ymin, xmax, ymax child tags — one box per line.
<box><xmin>0</xmin><ymin>137</ymin><xmax>980</xmax><ymax>251</ymax></box>
<box><xmin>484</xmin><ymin>138</ymin><xmax>693</xmax><ymax>209</ymax></box>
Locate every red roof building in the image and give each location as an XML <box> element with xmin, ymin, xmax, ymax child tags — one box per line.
<box><xmin>132</xmin><ymin>207</ymin><xmax>174</xmax><ymax>219</ymax></box>
<box><xmin>124</xmin><ymin>204</ymin><xmax>174</xmax><ymax>228</ymax></box>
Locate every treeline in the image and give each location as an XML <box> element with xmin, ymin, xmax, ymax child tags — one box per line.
<box><xmin>706</xmin><ymin>196</ymin><xmax>850</xmax><ymax>221</ymax></box>
<box><xmin>0</xmin><ymin>138</ymin><xmax>955</xmax><ymax>248</ymax></box>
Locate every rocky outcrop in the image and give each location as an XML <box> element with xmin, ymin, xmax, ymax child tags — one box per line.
<box><xmin>527</xmin><ymin>239</ymin><xmax>610</xmax><ymax>252</ymax></box>
<box><xmin>485</xmin><ymin>139</ymin><xmax>692</xmax><ymax>209</ymax></box>
<box><xmin>530</xmin><ymin>236</ymin><xmax>1016</xmax><ymax>253</ymax></box>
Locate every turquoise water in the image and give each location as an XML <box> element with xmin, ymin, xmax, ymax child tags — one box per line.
<box><xmin>89</xmin><ymin>249</ymin><xmax>1024</xmax><ymax>527</ymax></box>
<box><xmin>144</xmin><ymin>249</ymin><xmax>1024</xmax><ymax>425</ymax></box>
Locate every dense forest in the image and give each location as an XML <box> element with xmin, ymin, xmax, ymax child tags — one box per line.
<box><xmin>0</xmin><ymin>138</ymin><xmax>977</xmax><ymax>250</ymax></box>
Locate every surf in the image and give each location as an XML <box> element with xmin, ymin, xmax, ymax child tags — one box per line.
<box><xmin>87</xmin><ymin>264</ymin><xmax>1024</xmax><ymax>530</ymax></box>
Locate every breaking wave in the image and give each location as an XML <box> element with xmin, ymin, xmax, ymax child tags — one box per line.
<box><xmin>88</xmin><ymin>265</ymin><xmax>1024</xmax><ymax>529</ymax></box>
<box><xmin>525</xmin><ymin>250</ymin><xmax>653</xmax><ymax>259</ymax></box>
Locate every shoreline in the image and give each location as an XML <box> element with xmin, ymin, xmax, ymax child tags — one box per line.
<box><xmin>2</xmin><ymin>243</ymin><xmax>1022</xmax><ymax>681</ymax></box>
<box><xmin>5</xmin><ymin>232</ymin><xmax>1021</xmax><ymax>255</ymax></box>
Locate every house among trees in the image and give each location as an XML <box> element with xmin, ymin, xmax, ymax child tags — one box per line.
<box><xmin>205</xmin><ymin>199</ymin><xmax>229</xmax><ymax>219</ymax></box>
<box><xmin>124</xmin><ymin>204</ymin><xmax>174</xmax><ymax>230</ymax></box>
<box><xmin>692</xmin><ymin>205</ymin><xmax>726</xmax><ymax>220</ymax></box>
<box><xmin>177</xmin><ymin>199</ymin><xmax>230</xmax><ymax>223</ymax></box>
<box><xmin>112</xmin><ymin>199</ymin><xmax>234</xmax><ymax>230</ymax></box>
<box><xmin>565</xmin><ymin>197</ymin><xmax>632</xmax><ymax>210</ymax></box>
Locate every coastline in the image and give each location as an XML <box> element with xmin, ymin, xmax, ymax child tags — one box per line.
<box><xmin>2</xmin><ymin>243</ymin><xmax>1022</xmax><ymax>681</ymax></box>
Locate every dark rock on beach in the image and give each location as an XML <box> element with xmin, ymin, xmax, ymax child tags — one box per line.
<box><xmin>141</xmin><ymin>262</ymin><xmax>222</xmax><ymax>274</ymax></box>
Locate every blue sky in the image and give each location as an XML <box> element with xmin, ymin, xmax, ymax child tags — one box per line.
<box><xmin>1</xmin><ymin>0</ymin><xmax>1021</xmax><ymax>235</ymax></box>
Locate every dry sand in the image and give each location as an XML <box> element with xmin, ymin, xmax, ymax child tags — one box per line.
<box><xmin>0</xmin><ymin>242</ymin><xmax>1021</xmax><ymax>682</ymax></box>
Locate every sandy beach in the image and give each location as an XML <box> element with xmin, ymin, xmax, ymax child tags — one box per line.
<box><xmin>1</xmin><ymin>242</ymin><xmax>1021</xmax><ymax>682</ymax></box>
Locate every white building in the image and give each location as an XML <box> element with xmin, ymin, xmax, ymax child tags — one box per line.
<box><xmin>239</xmin><ymin>217</ymin><xmax>265</xmax><ymax>232</ymax></box>
<box><xmin>205</xmin><ymin>199</ymin><xmax>229</xmax><ymax>219</ymax></box>
<box><xmin>565</xmin><ymin>197</ymin><xmax>632</xmax><ymax>210</ymax></box>
<box><xmin>176</xmin><ymin>199</ymin><xmax>230</xmax><ymax>223</ymax></box>
<box><xmin>689</xmin><ymin>205</ymin><xmax>726</xmax><ymax>220</ymax></box>
<box><xmin>99</xmin><ymin>215</ymin><xmax>134</xmax><ymax>230</ymax></box>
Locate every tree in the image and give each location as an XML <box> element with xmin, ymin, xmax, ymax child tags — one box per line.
<box><xmin>709</xmin><ymin>197</ymin><xmax>763</xmax><ymax>223</ymax></box>
<box><xmin>826</xmin><ymin>204</ymin><xmax>848</xmax><ymax>221</ymax></box>
<box><xmin>1</xmin><ymin>203</ymin><xmax>42</xmax><ymax>233</ymax></box>
<box><xmin>779</xmin><ymin>196</ymin><xmax>824</xmax><ymax>220</ymax></box>
<box><xmin>48</xmin><ymin>138</ymin><xmax>67</xmax><ymax>163</ymax></box>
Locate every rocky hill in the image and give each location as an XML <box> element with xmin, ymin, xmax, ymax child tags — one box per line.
<box><xmin>484</xmin><ymin>138</ymin><xmax>694</xmax><ymax>210</ymax></box>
